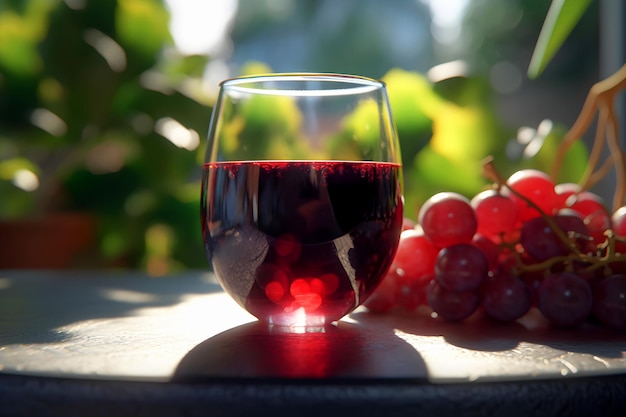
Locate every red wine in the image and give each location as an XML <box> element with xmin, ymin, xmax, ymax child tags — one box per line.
<box><xmin>201</xmin><ymin>160</ymin><xmax>403</xmax><ymax>327</ymax></box>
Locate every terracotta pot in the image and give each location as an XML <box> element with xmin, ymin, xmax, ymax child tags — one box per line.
<box><xmin>0</xmin><ymin>213</ymin><xmax>97</xmax><ymax>269</ymax></box>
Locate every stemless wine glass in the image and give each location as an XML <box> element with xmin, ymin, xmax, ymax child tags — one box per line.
<box><xmin>201</xmin><ymin>73</ymin><xmax>403</xmax><ymax>332</ymax></box>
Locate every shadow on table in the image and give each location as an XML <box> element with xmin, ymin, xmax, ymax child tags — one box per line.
<box><xmin>0</xmin><ymin>270</ymin><xmax>221</xmax><ymax>345</ymax></box>
<box><xmin>172</xmin><ymin>320</ymin><xmax>428</xmax><ymax>381</ymax></box>
<box><xmin>172</xmin><ymin>304</ymin><xmax>626</xmax><ymax>382</ymax></box>
<box><xmin>350</xmin><ymin>308</ymin><xmax>626</xmax><ymax>359</ymax></box>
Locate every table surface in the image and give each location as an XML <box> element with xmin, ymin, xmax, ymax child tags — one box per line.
<box><xmin>1</xmin><ymin>270</ymin><xmax>626</xmax><ymax>416</ymax></box>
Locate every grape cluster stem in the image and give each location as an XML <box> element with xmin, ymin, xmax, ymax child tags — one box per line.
<box><xmin>551</xmin><ymin>63</ymin><xmax>626</xmax><ymax>212</ymax></box>
<box><xmin>482</xmin><ymin>156</ymin><xmax>626</xmax><ymax>276</ymax></box>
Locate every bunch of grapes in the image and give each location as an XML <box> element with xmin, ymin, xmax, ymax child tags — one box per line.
<box><xmin>365</xmin><ymin>166</ymin><xmax>626</xmax><ymax>330</ymax></box>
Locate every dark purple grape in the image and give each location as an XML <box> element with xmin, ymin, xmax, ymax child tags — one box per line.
<box><xmin>555</xmin><ymin>210</ymin><xmax>594</xmax><ymax>253</ymax></box>
<box><xmin>611</xmin><ymin>207</ymin><xmax>626</xmax><ymax>254</ymax></box>
<box><xmin>520</xmin><ymin>214</ymin><xmax>588</xmax><ymax>262</ymax></box>
<box><xmin>427</xmin><ymin>279</ymin><xmax>479</xmax><ymax>321</ymax></box>
<box><xmin>566</xmin><ymin>191</ymin><xmax>610</xmax><ymax>245</ymax></box>
<box><xmin>537</xmin><ymin>272</ymin><xmax>592</xmax><ymax>327</ymax></box>
<box><xmin>520</xmin><ymin>216</ymin><xmax>565</xmax><ymax>262</ymax></box>
<box><xmin>481</xmin><ymin>270</ymin><xmax>532</xmax><ymax>322</ymax></box>
<box><xmin>435</xmin><ymin>243</ymin><xmax>488</xmax><ymax>292</ymax></box>
<box><xmin>592</xmin><ymin>274</ymin><xmax>626</xmax><ymax>330</ymax></box>
<box><xmin>471</xmin><ymin>234</ymin><xmax>499</xmax><ymax>270</ymax></box>
<box><xmin>608</xmin><ymin>259</ymin><xmax>626</xmax><ymax>276</ymax></box>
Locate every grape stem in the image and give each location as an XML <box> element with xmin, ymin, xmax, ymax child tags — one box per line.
<box><xmin>482</xmin><ymin>156</ymin><xmax>626</xmax><ymax>275</ymax></box>
<box><xmin>510</xmin><ymin>233</ymin><xmax>623</xmax><ymax>275</ymax></box>
<box><xmin>482</xmin><ymin>156</ymin><xmax>582</xmax><ymax>256</ymax></box>
<box><xmin>551</xmin><ymin>63</ymin><xmax>626</xmax><ymax>212</ymax></box>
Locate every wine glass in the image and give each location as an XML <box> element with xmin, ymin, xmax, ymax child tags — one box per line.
<box><xmin>201</xmin><ymin>73</ymin><xmax>403</xmax><ymax>332</ymax></box>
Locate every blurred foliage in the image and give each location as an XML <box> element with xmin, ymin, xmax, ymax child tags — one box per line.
<box><xmin>380</xmin><ymin>68</ymin><xmax>587</xmax><ymax>219</ymax></box>
<box><xmin>214</xmin><ymin>64</ymin><xmax>587</xmax><ymax>221</ymax></box>
<box><xmin>224</xmin><ymin>0</ymin><xmax>595</xmax><ymax>219</ymax></box>
<box><xmin>328</xmin><ymin>98</ymin><xmax>383</xmax><ymax>161</ymax></box>
<box><xmin>0</xmin><ymin>0</ymin><xmax>593</xmax><ymax>270</ymax></box>
<box><xmin>0</xmin><ymin>0</ymin><xmax>212</xmax><ymax>271</ymax></box>
<box><xmin>460</xmin><ymin>0</ymin><xmax>598</xmax><ymax>80</ymax></box>
<box><xmin>218</xmin><ymin>87</ymin><xmax>307</xmax><ymax>161</ymax></box>
<box><xmin>215</xmin><ymin>62</ymin><xmax>312</xmax><ymax>161</ymax></box>
<box><xmin>229</xmin><ymin>0</ymin><xmax>433</xmax><ymax>78</ymax></box>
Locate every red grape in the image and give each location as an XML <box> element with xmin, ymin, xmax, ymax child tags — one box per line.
<box><xmin>418</xmin><ymin>192</ymin><xmax>477</xmax><ymax>248</ymax></box>
<box><xmin>471</xmin><ymin>189</ymin><xmax>518</xmax><ymax>241</ymax></box>
<box><xmin>537</xmin><ymin>272</ymin><xmax>592</xmax><ymax>327</ymax></box>
<box><xmin>471</xmin><ymin>234</ymin><xmax>499</xmax><ymax>270</ymax></box>
<box><xmin>426</xmin><ymin>279</ymin><xmax>479</xmax><ymax>321</ymax></box>
<box><xmin>402</xmin><ymin>217</ymin><xmax>416</xmax><ymax>231</ymax></box>
<box><xmin>481</xmin><ymin>270</ymin><xmax>532</xmax><ymax>322</ymax></box>
<box><xmin>611</xmin><ymin>206</ymin><xmax>626</xmax><ymax>254</ymax></box>
<box><xmin>391</xmin><ymin>228</ymin><xmax>439</xmax><ymax>281</ymax></box>
<box><xmin>592</xmin><ymin>274</ymin><xmax>626</xmax><ymax>329</ymax></box>
<box><xmin>565</xmin><ymin>191</ymin><xmax>610</xmax><ymax>245</ymax></box>
<box><xmin>397</xmin><ymin>272</ymin><xmax>433</xmax><ymax>311</ymax></box>
<box><xmin>555</xmin><ymin>183</ymin><xmax>582</xmax><ymax>208</ymax></box>
<box><xmin>503</xmin><ymin>169</ymin><xmax>558</xmax><ymax>221</ymax></box>
<box><xmin>612</xmin><ymin>206</ymin><xmax>626</xmax><ymax>236</ymax></box>
<box><xmin>565</xmin><ymin>190</ymin><xmax>606</xmax><ymax>217</ymax></box>
<box><xmin>365</xmin><ymin>227</ymin><xmax>438</xmax><ymax>313</ymax></box>
<box><xmin>585</xmin><ymin>211</ymin><xmax>612</xmax><ymax>246</ymax></box>
<box><xmin>364</xmin><ymin>166</ymin><xmax>625</xmax><ymax>332</ymax></box>
<box><xmin>435</xmin><ymin>243</ymin><xmax>488</xmax><ymax>292</ymax></box>
<box><xmin>364</xmin><ymin>269</ymin><xmax>400</xmax><ymax>313</ymax></box>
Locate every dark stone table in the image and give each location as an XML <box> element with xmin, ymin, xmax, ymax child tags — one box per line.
<box><xmin>1</xmin><ymin>270</ymin><xmax>625</xmax><ymax>416</ymax></box>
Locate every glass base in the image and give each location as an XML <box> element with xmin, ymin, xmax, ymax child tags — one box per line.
<box><xmin>265</xmin><ymin>308</ymin><xmax>331</xmax><ymax>333</ymax></box>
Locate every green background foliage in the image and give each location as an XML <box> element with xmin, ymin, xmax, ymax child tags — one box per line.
<box><xmin>0</xmin><ymin>0</ymin><xmax>593</xmax><ymax>271</ymax></box>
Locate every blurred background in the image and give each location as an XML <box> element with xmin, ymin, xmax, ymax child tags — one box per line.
<box><xmin>0</xmin><ymin>0</ymin><xmax>622</xmax><ymax>272</ymax></box>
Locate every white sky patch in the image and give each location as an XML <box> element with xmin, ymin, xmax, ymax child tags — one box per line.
<box><xmin>422</xmin><ymin>0</ymin><xmax>470</xmax><ymax>44</ymax></box>
<box><xmin>164</xmin><ymin>0</ymin><xmax>238</xmax><ymax>56</ymax></box>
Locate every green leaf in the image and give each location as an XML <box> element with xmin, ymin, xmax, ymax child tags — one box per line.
<box><xmin>527</xmin><ymin>0</ymin><xmax>592</xmax><ymax>79</ymax></box>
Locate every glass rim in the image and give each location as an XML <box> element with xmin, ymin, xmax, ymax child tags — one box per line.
<box><xmin>219</xmin><ymin>72</ymin><xmax>386</xmax><ymax>97</ymax></box>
